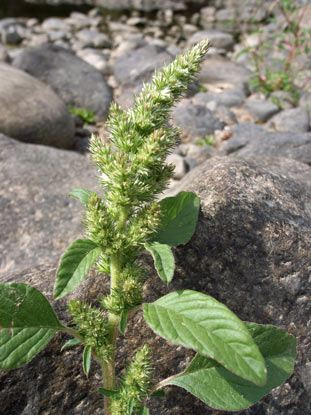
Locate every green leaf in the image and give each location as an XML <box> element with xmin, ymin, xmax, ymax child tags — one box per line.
<box><xmin>136</xmin><ymin>405</ymin><xmax>149</xmax><ymax>415</ymax></box>
<box><xmin>61</xmin><ymin>337</ymin><xmax>81</xmax><ymax>351</ymax></box>
<box><xmin>0</xmin><ymin>283</ymin><xmax>64</xmax><ymax>369</ymax></box>
<box><xmin>98</xmin><ymin>388</ymin><xmax>120</xmax><ymax>397</ymax></box>
<box><xmin>69</xmin><ymin>188</ymin><xmax>97</xmax><ymax>207</ymax></box>
<box><xmin>143</xmin><ymin>290</ymin><xmax>266</xmax><ymax>386</ymax></box>
<box><xmin>144</xmin><ymin>242</ymin><xmax>175</xmax><ymax>284</ymax></box>
<box><xmin>83</xmin><ymin>345</ymin><xmax>92</xmax><ymax>376</ymax></box>
<box><xmin>154</xmin><ymin>192</ymin><xmax>200</xmax><ymax>247</ymax></box>
<box><xmin>120</xmin><ymin>310</ymin><xmax>128</xmax><ymax>334</ymax></box>
<box><xmin>159</xmin><ymin>323</ymin><xmax>296</xmax><ymax>411</ymax></box>
<box><xmin>127</xmin><ymin>399</ymin><xmax>134</xmax><ymax>415</ymax></box>
<box><xmin>54</xmin><ymin>239</ymin><xmax>101</xmax><ymax>299</ymax></box>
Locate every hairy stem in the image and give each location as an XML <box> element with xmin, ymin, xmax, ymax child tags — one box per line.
<box><xmin>103</xmin><ymin>207</ymin><xmax>128</xmax><ymax>414</ymax></box>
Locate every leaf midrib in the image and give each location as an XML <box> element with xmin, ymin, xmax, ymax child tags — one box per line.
<box><xmin>0</xmin><ymin>324</ymin><xmax>64</xmax><ymax>330</ymax></box>
<box><xmin>152</xmin><ymin>304</ymin><xmax>261</xmax><ymax>381</ymax></box>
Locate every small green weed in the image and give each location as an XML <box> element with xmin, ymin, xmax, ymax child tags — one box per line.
<box><xmin>70</xmin><ymin>106</ymin><xmax>95</xmax><ymax>125</ymax></box>
<box><xmin>196</xmin><ymin>134</ymin><xmax>215</xmax><ymax>147</ymax></box>
<box><xmin>236</xmin><ymin>0</ymin><xmax>311</xmax><ymax>102</ymax></box>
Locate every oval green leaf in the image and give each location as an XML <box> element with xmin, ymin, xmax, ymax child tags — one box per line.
<box><xmin>83</xmin><ymin>345</ymin><xmax>92</xmax><ymax>376</ymax></box>
<box><xmin>154</xmin><ymin>191</ymin><xmax>200</xmax><ymax>247</ymax></box>
<box><xmin>143</xmin><ymin>290</ymin><xmax>266</xmax><ymax>386</ymax></box>
<box><xmin>54</xmin><ymin>239</ymin><xmax>101</xmax><ymax>299</ymax></box>
<box><xmin>98</xmin><ymin>388</ymin><xmax>120</xmax><ymax>398</ymax></box>
<box><xmin>69</xmin><ymin>188</ymin><xmax>97</xmax><ymax>207</ymax></box>
<box><xmin>159</xmin><ymin>323</ymin><xmax>296</xmax><ymax>411</ymax></box>
<box><xmin>120</xmin><ymin>310</ymin><xmax>128</xmax><ymax>334</ymax></box>
<box><xmin>144</xmin><ymin>242</ymin><xmax>175</xmax><ymax>284</ymax></box>
<box><xmin>136</xmin><ymin>405</ymin><xmax>149</xmax><ymax>415</ymax></box>
<box><xmin>0</xmin><ymin>283</ymin><xmax>64</xmax><ymax>369</ymax></box>
<box><xmin>61</xmin><ymin>337</ymin><xmax>81</xmax><ymax>351</ymax></box>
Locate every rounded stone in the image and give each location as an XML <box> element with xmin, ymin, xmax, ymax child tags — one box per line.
<box><xmin>0</xmin><ymin>63</ymin><xmax>75</xmax><ymax>148</ymax></box>
<box><xmin>12</xmin><ymin>43</ymin><xmax>112</xmax><ymax>121</ymax></box>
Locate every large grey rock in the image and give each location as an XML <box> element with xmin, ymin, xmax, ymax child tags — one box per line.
<box><xmin>0</xmin><ymin>134</ymin><xmax>99</xmax><ymax>277</ymax></box>
<box><xmin>0</xmin><ymin>18</ymin><xmax>26</xmax><ymax>45</ymax></box>
<box><xmin>163</xmin><ymin>156</ymin><xmax>311</xmax><ymax>414</ymax></box>
<box><xmin>0</xmin><ymin>64</ymin><xmax>75</xmax><ymax>148</ymax></box>
<box><xmin>12</xmin><ymin>43</ymin><xmax>112</xmax><ymax>121</ymax></box>
<box><xmin>1</xmin><ymin>156</ymin><xmax>311</xmax><ymax>415</ymax></box>
<box><xmin>114</xmin><ymin>44</ymin><xmax>173</xmax><ymax>89</ymax></box>
<box><xmin>198</xmin><ymin>55</ymin><xmax>251</xmax><ymax>93</ymax></box>
<box><xmin>223</xmin><ymin>129</ymin><xmax>311</xmax><ymax>166</ymax></box>
<box><xmin>76</xmin><ymin>48</ymin><xmax>110</xmax><ymax>74</ymax></box>
<box><xmin>193</xmin><ymin>89</ymin><xmax>245</xmax><ymax>108</ymax></box>
<box><xmin>266</xmin><ymin>107</ymin><xmax>310</xmax><ymax>133</ymax></box>
<box><xmin>75</xmin><ymin>29</ymin><xmax>112</xmax><ymax>48</ymax></box>
<box><xmin>220</xmin><ymin>122</ymin><xmax>265</xmax><ymax>154</ymax></box>
<box><xmin>187</xmin><ymin>29</ymin><xmax>234</xmax><ymax>51</ymax></box>
<box><xmin>244</xmin><ymin>98</ymin><xmax>279</xmax><ymax>122</ymax></box>
<box><xmin>172</xmin><ymin>101</ymin><xmax>225</xmax><ymax>140</ymax></box>
<box><xmin>41</xmin><ymin>17</ymin><xmax>72</xmax><ymax>32</ymax></box>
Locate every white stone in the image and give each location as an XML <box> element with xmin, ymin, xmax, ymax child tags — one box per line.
<box><xmin>166</xmin><ymin>153</ymin><xmax>187</xmax><ymax>180</ymax></box>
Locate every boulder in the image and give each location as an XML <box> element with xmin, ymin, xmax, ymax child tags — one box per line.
<box><xmin>187</xmin><ymin>29</ymin><xmax>234</xmax><ymax>51</ymax></box>
<box><xmin>1</xmin><ymin>156</ymin><xmax>310</xmax><ymax>414</ymax></box>
<box><xmin>193</xmin><ymin>89</ymin><xmax>246</xmax><ymax>108</ymax></box>
<box><xmin>0</xmin><ymin>63</ymin><xmax>75</xmax><ymax>148</ymax></box>
<box><xmin>198</xmin><ymin>54</ymin><xmax>251</xmax><ymax>94</ymax></box>
<box><xmin>114</xmin><ymin>44</ymin><xmax>173</xmax><ymax>89</ymax></box>
<box><xmin>220</xmin><ymin>122</ymin><xmax>265</xmax><ymax>154</ymax></box>
<box><xmin>221</xmin><ymin>129</ymin><xmax>311</xmax><ymax>166</ymax></box>
<box><xmin>266</xmin><ymin>107</ymin><xmax>310</xmax><ymax>133</ymax></box>
<box><xmin>76</xmin><ymin>48</ymin><xmax>110</xmax><ymax>74</ymax></box>
<box><xmin>75</xmin><ymin>29</ymin><xmax>112</xmax><ymax>48</ymax></box>
<box><xmin>0</xmin><ymin>134</ymin><xmax>99</xmax><ymax>277</ymax></box>
<box><xmin>244</xmin><ymin>98</ymin><xmax>279</xmax><ymax>122</ymax></box>
<box><xmin>162</xmin><ymin>156</ymin><xmax>311</xmax><ymax>414</ymax></box>
<box><xmin>172</xmin><ymin>101</ymin><xmax>225</xmax><ymax>141</ymax></box>
<box><xmin>0</xmin><ymin>17</ymin><xmax>26</xmax><ymax>45</ymax></box>
<box><xmin>12</xmin><ymin>43</ymin><xmax>112</xmax><ymax>121</ymax></box>
<box><xmin>41</xmin><ymin>17</ymin><xmax>72</xmax><ymax>32</ymax></box>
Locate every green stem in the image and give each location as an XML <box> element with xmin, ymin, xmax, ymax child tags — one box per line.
<box><xmin>62</xmin><ymin>326</ymin><xmax>85</xmax><ymax>343</ymax></box>
<box><xmin>103</xmin><ymin>206</ymin><xmax>128</xmax><ymax>414</ymax></box>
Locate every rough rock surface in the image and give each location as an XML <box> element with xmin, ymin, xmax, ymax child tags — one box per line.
<box><xmin>198</xmin><ymin>55</ymin><xmax>251</xmax><ymax>93</ymax></box>
<box><xmin>187</xmin><ymin>29</ymin><xmax>234</xmax><ymax>51</ymax></box>
<box><xmin>1</xmin><ymin>157</ymin><xmax>310</xmax><ymax>415</ymax></box>
<box><xmin>163</xmin><ymin>156</ymin><xmax>311</xmax><ymax>414</ymax></box>
<box><xmin>266</xmin><ymin>107</ymin><xmax>310</xmax><ymax>133</ymax></box>
<box><xmin>12</xmin><ymin>43</ymin><xmax>112</xmax><ymax>120</ymax></box>
<box><xmin>0</xmin><ymin>134</ymin><xmax>99</xmax><ymax>277</ymax></box>
<box><xmin>0</xmin><ymin>63</ymin><xmax>75</xmax><ymax>148</ymax></box>
<box><xmin>114</xmin><ymin>44</ymin><xmax>173</xmax><ymax>89</ymax></box>
<box><xmin>244</xmin><ymin>98</ymin><xmax>279</xmax><ymax>123</ymax></box>
<box><xmin>222</xmin><ymin>130</ymin><xmax>311</xmax><ymax>166</ymax></box>
<box><xmin>193</xmin><ymin>89</ymin><xmax>246</xmax><ymax>108</ymax></box>
<box><xmin>172</xmin><ymin>101</ymin><xmax>225</xmax><ymax>140</ymax></box>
